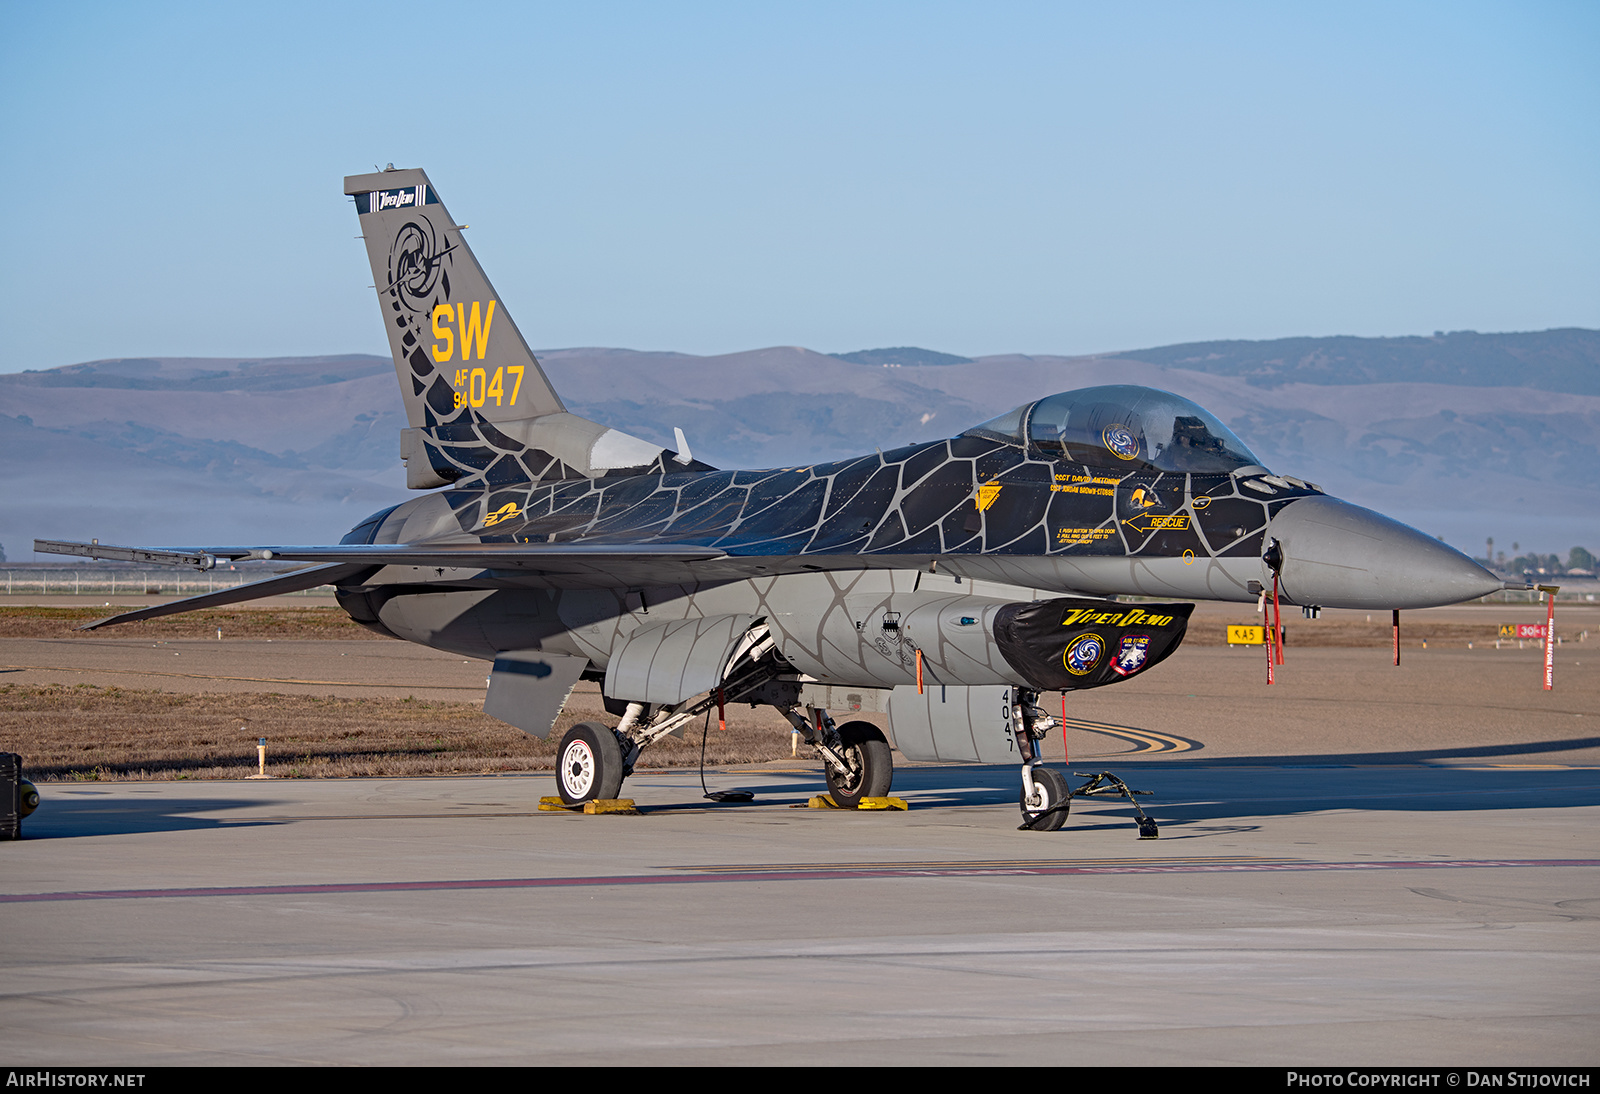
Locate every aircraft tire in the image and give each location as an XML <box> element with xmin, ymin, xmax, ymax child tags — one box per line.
<box><xmin>1020</xmin><ymin>766</ymin><xmax>1070</xmax><ymax>832</ymax></box>
<box><xmin>825</xmin><ymin>721</ymin><xmax>893</xmax><ymax>808</ymax></box>
<box><xmin>557</xmin><ymin>721</ymin><xmax>625</xmax><ymax>805</ymax></box>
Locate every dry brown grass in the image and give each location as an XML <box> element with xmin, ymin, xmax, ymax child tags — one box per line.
<box><xmin>0</xmin><ymin>606</ymin><xmax>382</xmax><ymax>640</ymax></box>
<box><xmin>0</xmin><ymin>683</ymin><xmax>805</xmax><ymax>782</ymax></box>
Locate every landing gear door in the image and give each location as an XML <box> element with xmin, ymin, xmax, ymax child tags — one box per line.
<box><xmin>604</xmin><ymin>613</ymin><xmax>763</xmax><ymax>705</ymax></box>
<box><xmin>484</xmin><ymin>651</ymin><xmax>588</xmax><ymax>739</ymax></box>
<box><xmin>886</xmin><ymin>685</ymin><xmax>1017</xmax><ymax>763</ymax></box>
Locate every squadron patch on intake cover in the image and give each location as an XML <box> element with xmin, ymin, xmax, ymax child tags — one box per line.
<box><xmin>1112</xmin><ymin>634</ymin><xmax>1151</xmax><ymax>676</ymax></box>
<box><xmin>1064</xmin><ymin>633</ymin><xmax>1105</xmax><ymax>675</ymax></box>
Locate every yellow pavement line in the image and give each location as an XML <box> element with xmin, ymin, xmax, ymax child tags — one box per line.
<box><xmin>1061</xmin><ymin>717</ymin><xmax>1195</xmax><ymax>753</ymax></box>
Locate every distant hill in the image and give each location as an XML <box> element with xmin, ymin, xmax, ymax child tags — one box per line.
<box><xmin>3</xmin><ymin>354</ymin><xmax>393</xmax><ymax>392</ymax></box>
<box><xmin>829</xmin><ymin>347</ymin><xmax>974</xmax><ymax>367</ymax></box>
<box><xmin>3</xmin><ymin>331</ymin><xmax>1595</xmax><ymax>559</ymax></box>
<box><xmin>1109</xmin><ymin>328</ymin><xmax>1600</xmax><ymax>395</ymax></box>
<box><xmin>0</xmin><ymin>355</ymin><xmax>408</xmax><ymax>549</ymax></box>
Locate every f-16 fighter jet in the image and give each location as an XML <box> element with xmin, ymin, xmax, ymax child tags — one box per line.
<box><xmin>38</xmin><ymin>168</ymin><xmax>1507</xmax><ymax>831</ymax></box>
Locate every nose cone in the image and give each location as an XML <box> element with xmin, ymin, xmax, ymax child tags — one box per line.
<box><xmin>1266</xmin><ymin>496</ymin><xmax>1502</xmax><ymax>610</ymax></box>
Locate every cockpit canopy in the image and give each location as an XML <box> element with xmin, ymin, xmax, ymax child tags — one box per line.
<box><xmin>963</xmin><ymin>385</ymin><xmax>1267</xmax><ymax>474</ymax></box>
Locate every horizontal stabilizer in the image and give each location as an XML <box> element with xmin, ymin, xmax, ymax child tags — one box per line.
<box><xmin>38</xmin><ymin>539</ymin><xmax>727</xmax><ymax>575</ymax></box>
<box><xmin>79</xmin><ymin>563</ymin><xmax>376</xmax><ymax>630</ymax></box>
<box><xmin>35</xmin><ymin>539</ymin><xmax>220</xmax><ymax>570</ymax></box>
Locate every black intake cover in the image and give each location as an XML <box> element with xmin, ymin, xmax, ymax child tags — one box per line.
<box><xmin>993</xmin><ymin>598</ymin><xmax>1194</xmax><ymax>691</ymax></box>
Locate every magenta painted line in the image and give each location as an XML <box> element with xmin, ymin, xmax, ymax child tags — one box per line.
<box><xmin>2</xmin><ymin>859</ymin><xmax>1597</xmax><ymax>904</ymax></box>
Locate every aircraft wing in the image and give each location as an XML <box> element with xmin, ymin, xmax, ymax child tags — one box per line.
<box><xmin>36</xmin><ymin>539</ymin><xmax>737</xmax><ymax>630</ymax></box>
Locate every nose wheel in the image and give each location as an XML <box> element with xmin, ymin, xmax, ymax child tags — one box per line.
<box><xmin>1019</xmin><ymin>765</ymin><xmax>1070</xmax><ymax>831</ymax></box>
<box><xmin>1017</xmin><ymin>769</ymin><xmax>1160</xmax><ymax>837</ymax></box>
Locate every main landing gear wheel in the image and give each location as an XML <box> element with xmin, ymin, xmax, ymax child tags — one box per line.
<box><xmin>557</xmin><ymin>721</ymin><xmax>625</xmax><ymax>806</ymax></box>
<box><xmin>825</xmin><ymin>721</ymin><xmax>893</xmax><ymax>808</ymax></box>
<box><xmin>1019</xmin><ymin>766</ymin><xmax>1070</xmax><ymax>832</ymax></box>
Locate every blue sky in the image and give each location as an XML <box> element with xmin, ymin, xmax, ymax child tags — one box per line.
<box><xmin>2</xmin><ymin>1</ymin><xmax>1596</xmax><ymax>370</ymax></box>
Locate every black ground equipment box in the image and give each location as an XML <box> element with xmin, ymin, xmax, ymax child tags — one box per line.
<box><xmin>1</xmin><ymin>752</ymin><xmax>26</xmax><ymax>840</ymax></box>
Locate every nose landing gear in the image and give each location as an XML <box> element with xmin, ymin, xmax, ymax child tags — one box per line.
<box><xmin>1012</xmin><ymin>689</ymin><xmax>1160</xmax><ymax>837</ymax></box>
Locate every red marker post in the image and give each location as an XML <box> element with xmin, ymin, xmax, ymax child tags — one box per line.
<box><xmin>1272</xmin><ymin>571</ymin><xmax>1285</xmax><ymax>666</ymax></box>
<box><xmin>1259</xmin><ymin>591</ymin><xmax>1275</xmax><ymax>685</ymax></box>
<box><xmin>1539</xmin><ymin>586</ymin><xmax>1560</xmax><ymax>691</ymax></box>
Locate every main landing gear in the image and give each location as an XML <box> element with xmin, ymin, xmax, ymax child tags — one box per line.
<box><xmin>554</xmin><ymin>696</ymin><xmax>898</xmax><ymax>812</ymax></box>
<box><xmin>556</xmin><ymin>721</ymin><xmax>625</xmax><ymax>806</ymax></box>
<box><xmin>821</xmin><ymin>720</ymin><xmax>893</xmax><ymax>808</ymax></box>
<box><xmin>553</xmin><ymin>625</ymin><xmax>799</xmax><ymax>808</ymax></box>
<box><xmin>773</xmin><ymin>702</ymin><xmax>896</xmax><ymax>808</ymax></box>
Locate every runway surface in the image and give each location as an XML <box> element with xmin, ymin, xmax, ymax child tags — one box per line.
<box><xmin>5</xmin><ymin>760</ymin><xmax>1598</xmax><ymax>1065</ymax></box>
<box><xmin>2</xmin><ymin>602</ymin><xmax>1597</xmax><ymax>1065</ymax></box>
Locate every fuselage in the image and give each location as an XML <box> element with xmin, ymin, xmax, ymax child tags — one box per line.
<box><xmin>333</xmin><ymin>425</ymin><xmax>1502</xmax><ymax>688</ymax></box>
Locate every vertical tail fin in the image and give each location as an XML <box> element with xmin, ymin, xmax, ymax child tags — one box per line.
<box><xmin>345</xmin><ymin>167</ymin><xmax>563</xmax><ymax>428</ymax></box>
<box><xmin>346</xmin><ymin>167</ymin><xmax>700</xmax><ymax>491</ymax></box>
